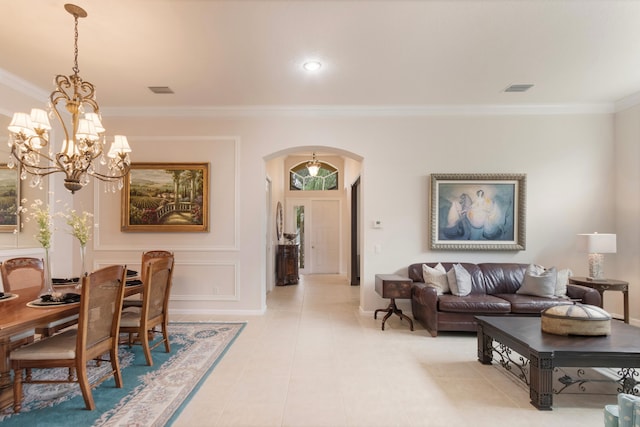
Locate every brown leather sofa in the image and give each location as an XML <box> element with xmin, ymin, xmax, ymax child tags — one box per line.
<box><xmin>408</xmin><ymin>262</ymin><xmax>602</xmax><ymax>337</ymax></box>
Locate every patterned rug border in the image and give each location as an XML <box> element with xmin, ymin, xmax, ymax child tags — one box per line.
<box><xmin>166</xmin><ymin>321</ymin><xmax>246</xmax><ymax>426</ymax></box>
<box><xmin>0</xmin><ymin>321</ymin><xmax>246</xmax><ymax>427</ymax></box>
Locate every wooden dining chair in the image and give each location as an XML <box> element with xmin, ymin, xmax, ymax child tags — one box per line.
<box><xmin>123</xmin><ymin>250</ymin><xmax>173</xmax><ymax>309</ymax></box>
<box><xmin>140</xmin><ymin>250</ymin><xmax>173</xmax><ymax>283</ymax></box>
<box><xmin>0</xmin><ymin>257</ymin><xmax>45</xmax><ymax>292</ymax></box>
<box><xmin>0</xmin><ymin>258</ymin><xmax>42</xmax><ymax>348</ymax></box>
<box><xmin>1</xmin><ymin>257</ymin><xmax>78</xmax><ymax>337</ymax></box>
<box><xmin>120</xmin><ymin>256</ymin><xmax>174</xmax><ymax>366</ymax></box>
<box><xmin>9</xmin><ymin>264</ymin><xmax>127</xmax><ymax>413</ymax></box>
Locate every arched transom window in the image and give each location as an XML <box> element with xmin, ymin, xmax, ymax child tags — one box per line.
<box><xmin>290</xmin><ymin>161</ymin><xmax>338</xmax><ymax>191</ymax></box>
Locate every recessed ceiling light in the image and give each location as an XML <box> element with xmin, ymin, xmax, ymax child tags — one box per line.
<box><xmin>303</xmin><ymin>61</ymin><xmax>322</xmax><ymax>72</ymax></box>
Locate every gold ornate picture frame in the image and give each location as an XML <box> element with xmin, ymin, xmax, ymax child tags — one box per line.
<box><xmin>121</xmin><ymin>162</ymin><xmax>209</xmax><ymax>232</ymax></box>
<box><xmin>430</xmin><ymin>173</ymin><xmax>526</xmax><ymax>251</ymax></box>
<box><xmin>0</xmin><ymin>164</ymin><xmax>19</xmax><ymax>233</ymax></box>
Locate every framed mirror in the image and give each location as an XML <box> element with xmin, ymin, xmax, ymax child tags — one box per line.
<box><xmin>276</xmin><ymin>201</ymin><xmax>283</xmax><ymax>241</ymax></box>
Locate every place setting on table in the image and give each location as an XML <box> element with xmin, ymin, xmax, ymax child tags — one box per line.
<box><xmin>25</xmin><ymin>291</ymin><xmax>81</xmax><ymax>308</ymax></box>
<box><xmin>0</xmin><ymin>292</ymin><xmax>19</xmax><ymax>303</ymax></box>
<box><xmin>24</xmin><ymin>269</ymin><xmax>141</xmax><ymax>309</ymax></box>
<box><xmin>124</xmin><ymin>269</ymin><xmax>142</xmax><ymax>286</ymax></box>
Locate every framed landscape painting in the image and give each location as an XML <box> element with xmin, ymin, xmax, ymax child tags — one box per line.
<box><xmin>121</xmin><ymin>163</ymin><xmax>209</xmax><ymax>232</ymax></box>
<box><xmin>0</xmin><ymin>165</ymin><xmax>19</xmax><ymax>232</ymax></box>
<box><xmin>430</xmin><ymin>173</ymin><xmax>526</xmax><ymax>251</ymax></box>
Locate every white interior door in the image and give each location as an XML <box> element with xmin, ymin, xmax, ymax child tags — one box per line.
<box><xmin>310</xmin><ymin>200</ymin><xmax>340</xmax><ymax>273</ymax></box>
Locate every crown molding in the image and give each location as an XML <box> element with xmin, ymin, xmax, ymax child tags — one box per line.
<box><xmin>615</xmin><ymin>90</ymin><xmax>640</xmax><ymax>112</ymax></box>
<box><xmin>102</xmin><ymin>103</ymin><xmax>615</xmax><ymax>118</ymax></box>
<box><xmin>0</xmin><ymin>68</ymin><xmax>48</xmax><ymax>101</ymax></box>
<box><xmin>0</xmin><ymin>66</ymin><xmax>616</xmax><ymax>117</ymax></box>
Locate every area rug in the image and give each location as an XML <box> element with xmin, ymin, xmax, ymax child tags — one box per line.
<box><xmin>0</xmin><ymin>322</ymin><xmax>245</xmax><ymax>427</ymax></box>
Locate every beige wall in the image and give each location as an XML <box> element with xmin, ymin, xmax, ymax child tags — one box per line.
<box><xmin>1</xmin><ymin>85</ymin><xmax>623</xmax><ymax>317</ymax></box>
<box><xmin>99</xmin><ymin>113</ymin><xmax>615</xmax><ymax>315</ymax></box>
<box><xmin>614</xmin><ymin>105</ymin><xmax>640</xmax><ymax>323</ymax></box>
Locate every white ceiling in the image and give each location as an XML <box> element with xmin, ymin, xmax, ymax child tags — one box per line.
<box><xmin>2</xmin><ymin>0</ymin><xmax>640</xmax><ymax>113</ymax></box>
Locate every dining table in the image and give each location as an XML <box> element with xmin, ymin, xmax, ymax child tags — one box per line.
<box><xmin>0</xmin><ymin>281</ymin><xmax>142</xmax><ymax>411</ymax></box>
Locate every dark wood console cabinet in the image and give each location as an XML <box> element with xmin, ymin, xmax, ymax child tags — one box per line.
<box><xmin>276</xmin><ymin>244</ymin><xmax>299</xmax><ymax>286</ymax></box>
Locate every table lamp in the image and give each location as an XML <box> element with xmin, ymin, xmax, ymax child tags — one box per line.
<box><xmin>577</xmin><ymin>233</ymin><xmax>617</xmax><ymax>280</ymax></box>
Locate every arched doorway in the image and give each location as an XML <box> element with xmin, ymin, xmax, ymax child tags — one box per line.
<box><xmin>265</xmin><ymin>147</ymin><xmax>363</xmax><ymax>294</ymax></box>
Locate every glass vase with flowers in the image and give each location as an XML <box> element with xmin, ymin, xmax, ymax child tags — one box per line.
<box><xmin>60</xmin><ymin>208</ymin><xmax>93</xmax><ymax>285</ymax></box>
<box><xmin>21</xmin><ymin>199</ymin><xmax>54</xmax><ymax>296</ymax></box>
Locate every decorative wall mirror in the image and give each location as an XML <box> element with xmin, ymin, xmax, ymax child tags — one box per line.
<box><xmin>276</xmin><ymin>201</ymin><xmax>283</xmax><ymax>241</ymax></box>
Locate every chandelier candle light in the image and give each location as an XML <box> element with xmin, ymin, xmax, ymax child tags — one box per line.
<box><xmin>306</xmin><ymin>152</ymin><xmax>321</xmax><ymax>177</ymax></box>
<box><xmin>577</xmin><ymin>232</ymin><xmax>617</xmax><ymax>280</ymax></box>
<box><xmin>7</xmin><ymin>4</ymin><xmax>131</xmax><ymax>194</ymax></box>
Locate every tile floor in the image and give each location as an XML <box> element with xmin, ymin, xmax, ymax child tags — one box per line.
<box><xmin>172</xmin><ymin>274</ymin><xmax>612</xmax><ymax>427</ymax></box>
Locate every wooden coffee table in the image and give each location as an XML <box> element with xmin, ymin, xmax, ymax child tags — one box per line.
<box><xmin>476</xmin><ymin>316</ymin><xmax>640</xmax><ymax>410</ymax></box>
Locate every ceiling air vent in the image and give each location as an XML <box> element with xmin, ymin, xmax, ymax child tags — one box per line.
<box><xmin>504</xmin><ymin>84</ymin><xmax>534</xmax><ymax>93</ymax></box>
<box><xmin>148</xmin><ymin>86</ymin><xmax>174</xmax><ymax>94</ymax></box>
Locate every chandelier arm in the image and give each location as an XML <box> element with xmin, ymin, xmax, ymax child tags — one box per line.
<box><xmin>49</xmin><ymin>80</ymin><xmax>73</xmax><ymax>144</ymax></box>
<box><xmin>10</xmin><ymin>140</ymin><xmax>57</xmax><ymax>165</ymax></box>
<box><xmin>12</xmin><ymin>150</ymin><xmax>67</xmax><ymax>177</ymax></box>
<box><xmin>88</xmin><ymin>171</ymin><xmax>129</xmax><ymax>182</ymax></box>
<box><xmin>18</xmin><ymin>166</ymin><xmax>64</xmax><ymax>178</ymax></box>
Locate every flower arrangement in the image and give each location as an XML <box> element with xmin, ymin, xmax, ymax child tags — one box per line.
<box><xmin>60</xmin><ymin>208</ymin><xmax>93</xmax><ymax>247</ymax></box>
<box><xmin>20</xmin><ymin>198</ymin><xmax>53</xmax><ymax>249</ymax></box>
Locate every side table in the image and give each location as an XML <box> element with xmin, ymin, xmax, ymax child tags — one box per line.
<box><xmin>374</xmin><ymin>274</ymin><xmax>414</xmax><ymax>331</ymax></box>
<box><xmin>569</xmin><ymin>276</ymin><xmax>629</xmax><ymax>324</ymax></box>
<box><xmin>275</xmin><ymin>244</ymin><xmax>299</xmax><ymax>286</ymax></box>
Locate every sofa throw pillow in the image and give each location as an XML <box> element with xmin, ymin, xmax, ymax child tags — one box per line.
<box><xmin>447</xmin><ymin>263</ymin><xmax>472</xmax><ymax>297</ymax></box>
<box><xmin>422</xmin><ymin>263</ymin><xmax>449</xmax><ymax>295</ymax></box>
<box><xmin>555</xmin><ymin>268</ymin><xmax>573</xmax><ymax>297</ymax></box>
<box><xmin>517</xmin><ymin>264</ymin><xmax>557</xmax><ymax>298</ymax></box>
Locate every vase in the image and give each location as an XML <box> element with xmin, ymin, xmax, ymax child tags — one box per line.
<box><xmin>42</xmin><ymin>247</ymin><xmax>54</xmax><ymax>296</ymax></box>
<box><xmin>78</xmin><ymin>244</ymin><xmax>87</xmax><ymax>289</ymax></box>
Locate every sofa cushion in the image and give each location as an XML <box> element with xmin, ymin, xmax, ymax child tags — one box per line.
<box><xmin>479</xmin><ymin>263</ymin><xmax>527</xmax><ymax>294</ymax></box>
<box><xmin>438</xmin><ymin>294</ymin><xmax>511</xmax><ymax>314</ymax></box>
<box><xmin>517</xmin><ymin>265</ymin><xmax>557</xmax><ymax>298</ymax></box>
<box><xmin>409</xmin><ymin>263</ymin><xmax>487</xmax><ymax>294</ymax></box>
<box><xmin>555</xmin><ymin>268</ymin><xmax>572</xmax><ymax>297</ymax></box>
<box><xmin>422</xmin><ymin>263</ymin><xmax>449</xmax><ymax>295</ymax></box>
<box><xmin>495</xmin><ymin>294</ymin><xmax>572</xmax><ymax>314</ymax></box>
<box><xmin>447</xmin><ymin>264</ymin><xmax>472</xmax><ymax>296</ymax></box>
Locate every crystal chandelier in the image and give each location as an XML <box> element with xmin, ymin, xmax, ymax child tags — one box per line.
<box><xmin>7</xmin><ymin>4</ymin><xmax>131</xmax><ymax>194</ymax></box>
<box><xmin>306</xmin><ymin>152</ymin><xmax>321</xmax><ymax>177</ymax></box>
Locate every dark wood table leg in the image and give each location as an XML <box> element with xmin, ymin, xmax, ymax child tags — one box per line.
<box><xmin>0</xmin><ymin>338</ymin><xmax>13</xmax><ymax>410</ymax></box>
<box><xmin>374</xmin><ymin>298</ymin><xmax>414</xmax><ymax>331</ymax></box>
<box><xmin>529</xmin><ymin>350</ymin><xmax>554</xmax><ymax>410</ymax></box>
<box><xmin>624</xmin><ymin>289</ymin><xmax>630</xmax><ymax>324</ymax></box>
<box><xmin>477</xmin><ymin>324</ymin><xmax>493</xmax><ymax>365</ymax></box>
<box><xmin>380</xmin><ymin>309</ymin><xmax>393</xmax><ymax>331</ymax></box>
<box><xmin>596</xmin><ymin>290</ymin><xmax>605</xmax><ymax>308</ymax></box>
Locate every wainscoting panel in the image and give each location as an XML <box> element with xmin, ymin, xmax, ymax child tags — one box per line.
<box><xmin>170</xmin><ymin>261</ymin><xmax>238</xmax><ymax>301</ymax></box>
<box><xmin>95</xmin><ymin>259</ymin><xmax>239</xmax><ymax>302</ymax></box>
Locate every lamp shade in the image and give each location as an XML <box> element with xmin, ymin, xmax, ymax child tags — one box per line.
<box><xmin>577</xmin><ymin>233</ymin><xmax>617</xmax><ymax>254</ymax></box>
<box><xmin>8</xmin><ymin>112</ymin><xmax>35</xmax><ymax>135</ymax></box>
<box><xmin>30</xmin><ymin>109</ymin><xmax>51</xmax><ymax>131</ymax></box>
<box><xmin>84</xmin><ymin>112</ymin><xmax>105</xmax><ymax>133</ymax></box>
<box><xmin>108</xmin><ymin>135</ymin><xmax>131</xmax><ymax>158</ymax></box>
